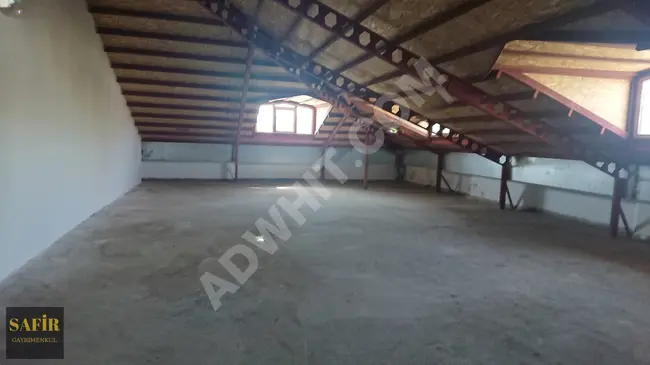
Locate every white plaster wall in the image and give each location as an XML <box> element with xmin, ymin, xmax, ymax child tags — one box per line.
<box><xmin>141</xmin><ymin>142</ymin><xmax>396</xmax><ymax>180</ymax></box>
<box><xmin>406</xmin><ymin>152</ymin><xmax>650</xmax><ymax>238</ymax></box>
<box><xmin>0</xmin><ymin>0</ymin><xmax>141</xmax><ymax>280</ymax></box>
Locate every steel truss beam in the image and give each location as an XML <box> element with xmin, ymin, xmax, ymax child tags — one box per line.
<box><xmin>270</xmin><ymin>0</ymin><xmax>628</xmax><ymax>179</ymax></box>
<box><xmin>201</xmin><ymin>0</ymin><xmax>508</xmax><ymax>166</ymax></box>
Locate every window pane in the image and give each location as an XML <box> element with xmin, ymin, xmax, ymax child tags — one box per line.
<box><xmin>315</xmin><ymin>104</ymin><xmax>332</xmax><ymax>132</ymax></box>
<box><xmin>639</xmin><ymin>80</ymin><xmax>650</xmax><ymax>135</ymax></box>
<box><xmin>275</xmin><ymin>109</ymin><xmax>295</xmax><ymax>132</ymax></box>
<box><xmin>256</xmin><ymin>104</ymin><xmax>274</xmax><ymax>133</ymax></box>
<box><xmin>296</xmin><ymin>106</ymin><xmax>313</xmax><ymax>134</ymax></box>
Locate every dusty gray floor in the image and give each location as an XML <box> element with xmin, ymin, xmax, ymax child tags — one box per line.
<box><xmin>1</xmin><ymin>180</ymin><xmax>650</xmax><ymax>364</ymax></box>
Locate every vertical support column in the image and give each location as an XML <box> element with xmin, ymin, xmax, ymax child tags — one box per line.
<box><xmin>610</xmin><ymin>177</ymin><xmax>625</xmax><ymax>238</ymax></box>
<box><xmin>320</xmin><ymin>147</ymin><xmax>326</xmax><ymax>181</ymax></box>
<box><xmin>234</xmin><ymin>45</ymin><xmax>255</xmax><ymax>180</ymax></box>
<box><xmin>363</xmin><ymin>128</ymin><xmax>370</xmax><ymax>190</ymax></box>
<box><xmin>394</xmin><ymin>150</ymin><xmax>405</xmax><ymax>182</ymax></box>
<box><xmin>499</xmin><ymin>158</ymin><xmax>512</xmax><ymax>210</ymax></box>
<box><xmin>435</xmin><ymin>153</ymin><xmax>445</xmax><ymax>193</ymax></box>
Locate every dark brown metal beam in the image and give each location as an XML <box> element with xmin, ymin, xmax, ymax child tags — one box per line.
<box><xmin>435</xmin><ymin>153</ymin><xmax>445</xmax><ymax>193</ymax></box>
<box><xmin>104</xmin><ymin>46</ymin><xmax>277</xmax><ymax>67</ymax></box>
<box><xmin>140</xmin><ymin>130</ymin><xmax>237</xmax><ymax>138</ymax></box>
<box><xmin>499</xmin><ymin>158</ymin><xmax>512</xmax><ymax>210</ymax></box>
<box><xmin>610</xmin><ymin>178</ymin><xmax>626</xmax><ymax>237</ymax></box>
<box><xmin>132</xmin><ymin>112</ymin><xmax>254</xmax><ymax>123</ymax></box>
<box><xmin>96</xmin><ymin>27</ymin><xmax>247</xmax><ymax>48</ymax></box>
<box><xmin>127</xmin><ymin>101</ymin><xmax>257</xmax><ymax>114</ymax></box>
<box><xmin>124</xmin><ymin>90</ymin><xmax>271</xmax><ymax>103</ymax></box>
<box><xmin>116</xmin><ymin>77</ymin><xmax>309</xmax><ymax>95</ymax></box>
<box><xmin>111</xmin><ymin>63</ymin><xmax>296</xmax><ymax>82</ymax></box>
<box><xmin>89</xmin><ymin>6</ymin><xmax>224</xmax><ymax>26</ymax></box>
<box><xmin>135</xmin><ymin>122</ymin><xmax>243</xmax><ymax>130</ymax></box>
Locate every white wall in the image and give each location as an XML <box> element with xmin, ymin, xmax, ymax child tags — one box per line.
<box><xmin>405</xmin><ymin>151</ymin><xmax>650</xmax><ymax>238</ymax></box>
<box><xmin>141</xmin><ymin>142</ymin><xmax>396</xmax><ymax>181</ymax></box>
<box><xmin>0</xmin><ymin>0</ymin><xmax>141</xmax><ymax>279</ymax></box>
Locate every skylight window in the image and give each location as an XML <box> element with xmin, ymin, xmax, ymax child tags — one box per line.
<box><xmin>255</xmin><ymin>95</ymin><xmax>332</xmax><ymax>135</ymax></box>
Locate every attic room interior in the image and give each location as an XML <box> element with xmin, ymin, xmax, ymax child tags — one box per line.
<box><xmin>2</xmin><ymin>0</ymin><xmax>650</xmax><ymax>363</ymax></box>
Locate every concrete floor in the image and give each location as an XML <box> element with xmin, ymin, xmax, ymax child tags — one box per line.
<box><xmin>1</xmin><ymin>181</ymin><xmax>650</xmax><ymax>364</ymax></box>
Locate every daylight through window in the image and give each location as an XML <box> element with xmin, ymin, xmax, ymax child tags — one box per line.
<box><xmin>638</xmin><ymin>79</ymin><xmax>650</xmax><ymax>135</ymax></box>
<box><xmin>255</xmin><ymin>96</ymin><xmax>332</xmax><ymax>135</ymax></box>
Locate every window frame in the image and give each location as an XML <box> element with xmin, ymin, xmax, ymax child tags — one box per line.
<box><xmin>631</xmin><ymin>68</ymin><xmax>650</xmax><ymax>137</ymax></box>
<box><xmin>255</xmin><ymin>101</ymin><xmax>317</xmax><ymax>136</ymax></box>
